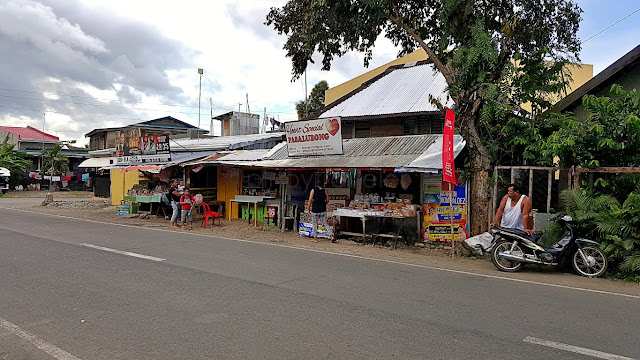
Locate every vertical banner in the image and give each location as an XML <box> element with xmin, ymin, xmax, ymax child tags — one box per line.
<box><xmin>442</xmin><ymin>109</ymin><xmax>456</xmax><ymax>184</ymax></box>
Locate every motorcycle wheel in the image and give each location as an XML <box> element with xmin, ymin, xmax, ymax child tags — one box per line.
<box><xmin>572</xmin><ymin>246</ymin><xmax>607</xmax><ymax>277</ymax></box>
<box><xmin>491</xmin><ymin>239</ymin><xmax>525</xmax><ymax>272</ymax></box>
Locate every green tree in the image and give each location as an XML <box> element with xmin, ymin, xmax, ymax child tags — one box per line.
<box><xmin>42</xmin><ymin>144</ymin><xmax>69</xmax><ymax>176</ymax></box>
<box><xmin>0</xmin><ymin>136</ymin><xmax>32</xmax><ymax>192</ymax></box>
<box><xmin>540</xmin><ymin>85</ymin><xmax>640</xmax><ymax>168</ymax></box>
<box><xmin>266</xmin><ymin>0</ymin><xmax>581</xmax><ymax>234</ymax></box>
<box><xmin>296</xmin><ymin>80</ymin><xmax>329</xmax><ymax>118</ymax></box>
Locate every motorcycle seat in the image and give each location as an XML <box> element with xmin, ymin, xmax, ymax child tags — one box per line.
<box><xmin>494</xmin><ymin>226</ymin><xmax>543</xmax><ymax>242</ymax></box>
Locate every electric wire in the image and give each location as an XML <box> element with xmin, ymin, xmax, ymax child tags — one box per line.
<box><xmin>582</xmin><ymin>8</ymin><xmax>640</xmax><ymax>43</ymax></box>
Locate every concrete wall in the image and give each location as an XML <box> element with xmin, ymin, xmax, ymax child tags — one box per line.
<box><xmin>0</xmin><ymin>131</ymin><xmax>20</xmax><ymax>146</ymax></box>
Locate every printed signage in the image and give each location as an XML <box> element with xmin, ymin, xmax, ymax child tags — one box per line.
<box><xmin>285</xmin><ymin>117</ymin><xmax>343</xmax><ymax>156</ymax></box>
<box><xmin>422</xmin><ymin>175</ymin><xmax>468</xmax><ymax>242</ymax></box>
<box><xmin>116</xmin><ymin>133</ymin><xmax>171</xmax><ymax>164</ymax></box>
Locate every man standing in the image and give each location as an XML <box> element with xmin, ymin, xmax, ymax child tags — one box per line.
<box><xmin>306</xmin><ymin>183</ymin><xmax>334</xmax><ymax>243</ymax></box>
<box><xmin>491</xmin><ymin>184</ymin><xmax>534</xmax><ymax>234</ymax></box>
<box><xmin>168</xmin><ymin>179</ymin><xmax>181</xmax><ymax>228</ymax></box>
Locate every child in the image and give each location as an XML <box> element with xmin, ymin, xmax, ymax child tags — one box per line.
<box><xmin>179</xmin><ymin>188</ymin><xmax>194</xmax><ymax>230</ymax></box>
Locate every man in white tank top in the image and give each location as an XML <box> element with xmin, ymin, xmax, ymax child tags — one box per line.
<box><xmin>490</xmin><ymin>184</ymin><xmax>534</xmax><ymax>234</ymax></box>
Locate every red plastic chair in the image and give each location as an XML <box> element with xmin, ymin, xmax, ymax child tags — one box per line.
<box><xmin>201</xmin><ymin>202</ymin><xmax>221</xmax><ymax>228</ymax></box>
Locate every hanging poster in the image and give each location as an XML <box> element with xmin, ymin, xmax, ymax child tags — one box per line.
<box><xmin>275</xmin><ymin>172</ymin><xmax>288</xmax><ymax>184</ymax></box>
<box><xmin>422</xmin><ymin>175</ymin><xmax>468</xmax><ymax>242</ymax></box>
<box><xmin>116</xmin><ymin>133</ymin><xmax>170</xmax><ymax>164</ymax></box>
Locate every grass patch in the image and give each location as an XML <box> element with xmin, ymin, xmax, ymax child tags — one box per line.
<box><xmin>603</xmin><ymin>272</ymin><xmax>640</xmax><ymax>284</ymax></box>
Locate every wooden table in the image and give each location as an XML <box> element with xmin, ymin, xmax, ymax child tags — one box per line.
<box><xmin>333</xmin><ymin>212</ymin><xmax>411</xmax><ymax>248</ymax></box>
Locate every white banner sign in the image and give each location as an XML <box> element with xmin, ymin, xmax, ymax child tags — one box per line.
<box><xmin>116</xmin><ymin>154</ymin><xmax>171</xmax><ymax>165</ymax></box>
<box><xmin>285</xmin><ymin>117</ymin><xmax>343</xmax><ymax>156</ymax></box>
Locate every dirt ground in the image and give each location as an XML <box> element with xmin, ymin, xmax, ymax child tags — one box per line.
<box><xmin>1</xmin><ymin>190</ymin><xmax>94</xmax><ymax>198</ymax></box>
<box><xmin>11</xmin><ymin>197</ymin><xmax>640</xmax><ymax>294</ymax></box>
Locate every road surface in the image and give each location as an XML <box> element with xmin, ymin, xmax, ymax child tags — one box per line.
<box><xmin>0</xmin><ymin>207</ymin><xmax>638</xmax><ymax>359</ymax></box>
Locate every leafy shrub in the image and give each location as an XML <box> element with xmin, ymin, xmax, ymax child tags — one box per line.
<box><xmin>562</xmin><ymin>189</ymin><xmax>640</xmax><ymax>275</ymax></box>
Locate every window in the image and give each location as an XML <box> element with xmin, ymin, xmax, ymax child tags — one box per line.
<box><xmin>354</xmin><ymin>121</ymin><xmax>371</xmax><ymax>138</ymax></box>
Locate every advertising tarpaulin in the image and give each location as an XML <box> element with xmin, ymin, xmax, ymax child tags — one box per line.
<box><xmin>116</xmin><ymin>129</ymin><xmax>141</xmax><ymax>157</ymax></box>
<box><xmin>116</xmin><ymin>133</ymin><xmax>171</xmax><ymax>165</ymax></box>
<box><xmin>285</xmin><ymin>117</ymin><xmax>343</xmax><ymax>156</ymax></box>
<box><xmin>422</xmin><ymin>175</ymin><xmax>468</xmax><ymax>242</ymax></box>
<box><xmin>442</xmin><ymin>109</ymin><xmax>456</xmax><ymax>184</ymax></box>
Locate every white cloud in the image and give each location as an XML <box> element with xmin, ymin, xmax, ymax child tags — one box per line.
<box><xmin>0</xmin><ymin>0</ymin><xmax>636</xmax><ymax>144</ymax></box>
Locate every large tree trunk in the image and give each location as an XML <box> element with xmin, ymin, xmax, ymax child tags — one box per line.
<box><xmin>457</xmin><ymin>110</ymin><xmax>492</xmax><ymax>236</ymax></box>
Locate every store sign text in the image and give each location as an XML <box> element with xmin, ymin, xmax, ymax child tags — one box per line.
<box><xmin>285</xmin><ymin>117</ymin><xmax>343</xmax><ymax>156</ymax></box>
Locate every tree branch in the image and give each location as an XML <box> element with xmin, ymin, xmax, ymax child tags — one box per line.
<box><xmin>389</xmin><ymin>15</ymin><xmax>455</xmax><ymax>85</ymax></box>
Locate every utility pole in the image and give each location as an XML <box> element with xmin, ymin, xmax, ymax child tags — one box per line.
<box><xmin>198</xmin><ymin>68</ymin><xmax>203</xmax><ymax>141</ymax></box>
<box><xmin>263</xmin><ymin>107</ymin><xmax>267</xmax><ymax>134</ymax></box>
<box><xmin>210</xmin><ymin>98</ymin><xmax>213</xmax><ymax>136</ymax></box>
<box><xmin>41</xmin><ymin>112</ymin><xmax>45</xmax><ymax>172</ymax></box>
<box><xmin>246</xmin><ymin>93</ymin><xmax>250</xmax><ymax>134</ymax></box>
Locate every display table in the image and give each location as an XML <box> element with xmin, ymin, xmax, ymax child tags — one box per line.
<box><xmin>136</xmin><ymin>194</ymin><xmax>166</xmax><ymax>217</ymax></box>
<box><xmin>229</xmin><ymin>195</ymin><xmax>275</xmax><ymax>227</ymax></box>
<box><xmin>333</xmin><ymin>211</ymin><xmax>413</xmax><ymax>248</ymax></box>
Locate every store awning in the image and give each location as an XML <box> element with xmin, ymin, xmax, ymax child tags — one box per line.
<box><xmin>208</xmin><ymin>134</ymin><xmax>465</xmax><ymax>172</ymax></box>
<box><xmin>78</xmin><ymin>157</ymin><xmax>117</xmax><ymax>168</ymax></box>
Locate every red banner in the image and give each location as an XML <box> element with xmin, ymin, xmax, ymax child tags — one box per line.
<box><xmin>442</xmin><ymin>109</ymin><xmax>456</xmax><ymax>184</ymax></box>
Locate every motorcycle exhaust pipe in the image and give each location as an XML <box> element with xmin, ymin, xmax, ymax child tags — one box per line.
<box><xmin>497</xmin><ymin>252</ymin><xmax>546</xmax><ymax>265</ymax></box>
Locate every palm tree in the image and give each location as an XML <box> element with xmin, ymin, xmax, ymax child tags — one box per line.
<box><xmin>42</xmin><ymin>144</ymin><xmax>69</xmax><ymax>176</ymax></box>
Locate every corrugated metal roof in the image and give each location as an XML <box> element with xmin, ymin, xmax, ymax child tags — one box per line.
<box><xmin>170</xmin><ymin>132</ymin><xmax>285</xmax><ymax>152</ymax></box>
<box><xmin>217</xmin><ymin>149</ymin><xmax>270</xmax><ymax>161</ymax></box>
<box><xmin>78</xmin><ymin>157</ymin><xmax>116</xmax><ymax>168</ymax></box>
<box><xmin>319</xmin><ymin>63</ymin><xmax>453</xmax><ymax>119</ymax></box>
<box><xmin>206</xmin><ymin>134</ymin><xmax>465</xmax><ymax>171</ymax></box>
<box><xmin>0</xmin><ymin>126</ymin><xmax>60</xmax><ymax>141</ymax></box>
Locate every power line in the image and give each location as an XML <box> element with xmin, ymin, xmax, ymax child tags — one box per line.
<box><xmin>0</xmin><ymin>86</ymin><xmax>200</xmax><ymax>109</ymax></box>
<box><xmin>0</xmin><ymin>104</ymin><xmax>155</xmax><ymax>121</ymax></box>
<box><xmin>0</xmin><ymin>93</ymin><xmax>206</xmax><ymax>116</ymax></box>
<box><xmin>0</xmin><ymin>86</ymin><xmax>239</xmax><ymax>114</ymax></box>
<box><xmin>582</xmin><ymin>8</ymin><xmax>640</xmax><ymax>43</ymax></box>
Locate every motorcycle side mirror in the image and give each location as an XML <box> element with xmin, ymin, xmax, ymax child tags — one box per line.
<box><xmin>561</xmin><ymin>215</ymin><xmax>573</xmax><ymax>222</ymax></box>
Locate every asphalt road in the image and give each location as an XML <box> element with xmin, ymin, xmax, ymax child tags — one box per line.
<box><xmin>0</xmin><ymin>207</ymin><xmax>638</xmax><ymax>360</ymax></box>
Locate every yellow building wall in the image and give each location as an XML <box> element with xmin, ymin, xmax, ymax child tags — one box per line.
<box><xmin>520</xmin><ymin>63</ymin><xmax>593</xmax><ymax>113</ymax></box>
<box><xmin>110</xmin><ymin>169</ymin><xmax>142</xmax><ymax>205</ymax></box>
<box><xmin>325</xmin><ymin>49</ymin><xmax>593</xmax><ymax>112</ymax></box>
<box><xmin>217</xmin><ymin>167</ymin><xmax>242</xmax><ymax>219</ymax></box>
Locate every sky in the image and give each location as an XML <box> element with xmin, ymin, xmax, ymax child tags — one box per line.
<box><xmin>0</xmin><ymin>0</ymin><xmax>638</xmax><ymax>145</ymax></box>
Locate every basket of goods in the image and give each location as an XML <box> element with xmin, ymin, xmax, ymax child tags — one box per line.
<box><xmin>383</xmin><ymin>173</ymin><xmax>399</xmax><ymax>188</ymax></box>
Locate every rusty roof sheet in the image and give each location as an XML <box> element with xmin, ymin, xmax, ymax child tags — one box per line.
<box><xmin>206</xmin><ymin>134</ymin><xmax>465</xmax><ymax>171</ymax></box>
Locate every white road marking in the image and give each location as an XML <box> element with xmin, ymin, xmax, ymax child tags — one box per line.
<box><xmin>0</xmin><ymin>317</ymin><xmax>82</xmax><ymax>360</ymax></box>
<box><xmin>524</xmin><ymin>336</ymin><xmax>635</xmax><ymax>360</ymax></box>
<box><xmin>80</xmin><ymin>243</ymin><xmax>165</xmax><ymax>262</ymax></box>
<box><xmin>6</xmin><ymin>208</ymin><xmax>640</xmax><ymax>300</ymax></box>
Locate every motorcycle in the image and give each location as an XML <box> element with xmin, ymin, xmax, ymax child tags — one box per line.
<box><xmin>489</xmin><ymin>215</ymin><xmax>607</xmax><ymax>277</ymax></box>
